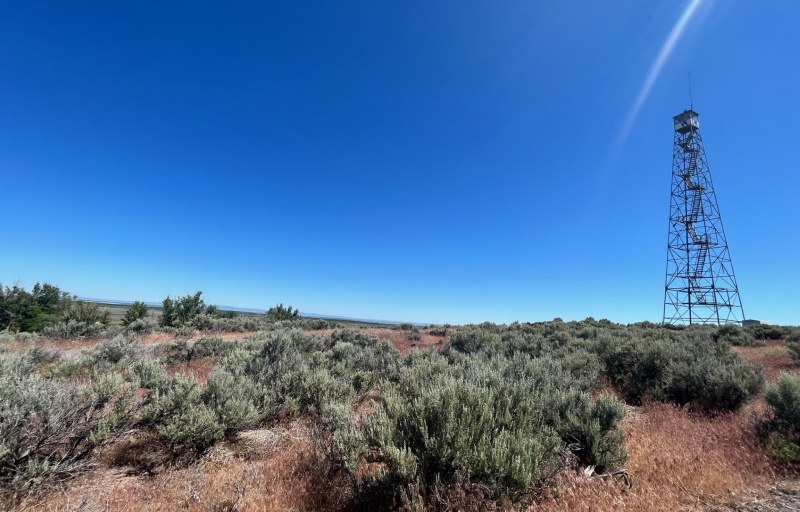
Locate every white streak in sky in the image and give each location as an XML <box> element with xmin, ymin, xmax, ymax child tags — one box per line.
<box><xmin>616</xmin><ymin>0</ymin><xmax>704</xmax><ymax>148</ymax></box>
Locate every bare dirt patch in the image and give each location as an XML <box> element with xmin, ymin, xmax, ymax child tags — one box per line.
<box><xmin>361</xmin><ymin>327</ymin><xmax>447</xmax><ymax>355</ymax></box>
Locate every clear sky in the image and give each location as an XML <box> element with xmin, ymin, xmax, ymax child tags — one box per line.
<box><xmin>1</xmin><ymin>1</ymin><xmax>798</xmax><ymax>325</ymax></box>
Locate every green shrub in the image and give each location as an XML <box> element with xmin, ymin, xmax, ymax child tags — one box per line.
<box><xmin>124</xmin><ymin>316</ymin><xmax>156</xmax><ymax>336</ymax></box>
<box><xmin>62</xmin><ymin>301</ymin><xmax>110</xmax><ymax>325</ymax></box>
<box><xmin>266</xmin><ymin>303</ymin><xmax>300</xmax><ymax>322</ymax></box>
<box><xmin>301</xmin><ymin>318</ymin><xmax>330</xmax><ymax>330</ymax></box>
<box><xmin>447</xmin><ymin>326</ymin><xmax>501</xmax><ymax>355</ymax></box>
<box><xmin>361</xmin><ymin>352</ymin><xmax>626</xmax><ymax>502</ymax></box>
<box><xmin>664</xmin><ymin>356</ymin><xmax>764</xmax><ymax>412</ymax></box>
<box><xmin>192</xmin><ymin>336</ymin><xmax>233</xmax><ymax>359</ymax></box>
<box><xmin>160</xmin><ymin>291</ymin><xmax>208</xmax><ymax>327</ymax></box>
<box><xmin>715</xmin><ymin>325</ymin><xmax>762</xmax><ymax>346</ymax></box>
<box><xmin>0</xmin><ymin>282</ymin><xmax>71</xmax><ymax>333</ymax></box>
<box><xmin>747</xmin><ymin>324</ymin><xmax>787</xmax><ymax>341</ymax></box>
<box><xmin>596</xmin><ymin>332</ymin><xmax>763</xmax><ymax>412</ymax></box>
<box><xmin>129</xmin><ymin>357</ymin><xmax>168</xmax><ymax>389</ymax></box>
<box><xmin>0</xmin><ymin>352</ymin><xmax>137</xmax><ymax>495</ymax></box>
<box><xmin>121</xmin><ymin>301</ymin><xmax>149</xmax><ymax>326</ymax></box>
<box><xmin>41</xmin><ymin>320</ymin><xmax>109</xmax><ymax>339</ymax></box>
<box><xmin>786</xmin><ymin>341</ymin><xmax>800</xmax><ymax>364</ymax></box>
<box><xmin>144</xmin><ymin>374</ymin><xmax>225</xmax><ymax>452</ymax></box>
<box><xmin>764</xmin><ymin>372</ymin><xmax>800</xmax><ymax>461</ymax></box>
<box><xmin>202</xmin><ymin>368</ymin><xmax>265</xmax><ymax>433</ymax></box>
<box><xmin>427</xmin><ymin>326</ymin><xmax>449</xmax><ymax>336</ymax></box>
<box><xmin>92</xmin><ymin>335</ymin><xmax>137</xmax><ymax>365</ymax></box>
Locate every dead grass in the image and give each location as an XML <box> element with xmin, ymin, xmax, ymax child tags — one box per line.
<box><xmin>535</xmin><ymin>400</ymin><xmax>777</xmax><ymax>511</ymax></box>
<box><xmin>364</xmin><ymin>328</ymin><xmax>446</xmax><ymax>355</ymax></box>
<box><xmin>168</xmin><ymin>357</ymin><xmax>215</xmax><ymax>384</ymax></box>
<box><xmin>733</xmin><ymin>340</ymin><xmax>799</xmax><ymax>382</ymax></box>
<box><xmin>14</xmin><ymin>421</ymin><xmax>355</xmax><ymax>512</ymax></box>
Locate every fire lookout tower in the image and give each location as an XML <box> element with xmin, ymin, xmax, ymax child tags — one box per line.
<box><xmin>663</xmin><ymin>109</ymin><xmax>745</xmax><ymax>325</ymax></box>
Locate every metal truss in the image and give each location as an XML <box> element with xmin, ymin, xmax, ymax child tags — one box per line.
<box><xmin>663</xmin><ymin>110</ymin><xmax>745</xmax><ymax>325</ymax></box>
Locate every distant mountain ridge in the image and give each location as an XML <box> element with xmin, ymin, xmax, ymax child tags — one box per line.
<box><xmin>79</xmin><ymin>297</ymin><xmax>425</xmax><ymax>326</ymax></box>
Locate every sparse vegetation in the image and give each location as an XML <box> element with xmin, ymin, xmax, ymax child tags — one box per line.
<box><xmin>1</xmin><ymin>284</ymin><xmax>796</xmax><ymax>510</ymax></box>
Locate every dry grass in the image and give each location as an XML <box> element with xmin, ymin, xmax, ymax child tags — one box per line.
<box><xmin>535</xmin><ymin>400</ymin><xmax>777</xmax><ymax>511</ymax></box>
<box><xmin>733</xmin><ymin>340</ymin><xmax>799</xmax><ymax>382</ymax></box>
<box><xmin>168</xmin><ymin>357</ymin><xmax>216</xmax><ymax>384</ymax></box>
<box><xmin>366</xmin><ymin>328</ymin><xmax>447</xmax><ymax>355</ymax></box>
<box><xmin>14</xmin><ymin>421</ymin><xmax>355</xmax><ymax>512</ymax></box>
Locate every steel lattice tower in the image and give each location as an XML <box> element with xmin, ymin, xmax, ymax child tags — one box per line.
<box><xmin>663</xmin><ymin>109</ymin><xmax>745</xmax><ymax>325</ymax></box>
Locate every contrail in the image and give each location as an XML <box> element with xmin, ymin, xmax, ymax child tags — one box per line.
<box><xmin>615</xmin><ymin>0</ymin><xmax>704</xmax><ymax>150</ymax></box>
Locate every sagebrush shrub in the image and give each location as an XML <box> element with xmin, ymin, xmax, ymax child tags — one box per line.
<box><xmin>124</xmin><ymin>316</ymin><xmax>156</xmax><ymax>336</ymax></box>
<box><xmin>41</xmin><ymin>319</ymin><xmax>109</xmax><ymax>339</ymax></box>
<box><xmin>144</xmin><ymin>374</ymin><xmax>225</xmax><ymax>452</ymax></box>
<box><xmin>786</xmin><ymin>341</ymin><xmax>800</xmax><ymax>364</ymax></box>
<box><xmin>715</xmin><ymin>324</ymin><xmax>762</xmax><ymax>346</ymax></box>
<box><xmin>129</xmin><ymin>356</ymin><xmax>168</xmax><ymax>389</ymax></box>
<box><xmin>764</xmin><ymin>372</ymin><xmax>800</xmax><ymax>461</ymax></box>
<box><xmin>361</xmin><ymin>352</ymin><xmax>626</xmax><ymax>502</ymax></box>
<box><xmin>448</xmin><ymin>326</ymin><xmax>501</xmax><ymax>354</ymax></box>
<box><xmin>596</xmin><ymin>331</ymin><xmax>763</xmax><ymax>412</ymax></box>
<box><xmin>0</xmin><ymin>352</ymin><xmax>136</xmax><ymax>495</ymax></box>
<box><xmin>427</xmin><ymin>325</ymin><xmax>448</xmax><ymax>336</ymax></box>
<box><xmin>62</xmin><ymin>301</ymin><xmax>110</xmax><ymax>325</ymax></box>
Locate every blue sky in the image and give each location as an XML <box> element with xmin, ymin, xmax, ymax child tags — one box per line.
<box><xmin>1</xmin><ymin>1</ymin><xmax>798</xmax><ymax>325</ymax></box>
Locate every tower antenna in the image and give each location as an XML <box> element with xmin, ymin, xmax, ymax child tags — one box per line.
<box><xmin>688</xmin><ymin>71</ymin><xmax>694</xmax><ymax>110</ymax></box>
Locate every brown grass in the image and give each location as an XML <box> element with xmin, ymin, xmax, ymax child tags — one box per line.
<box><xmin>535</xmin><ymin>400</ymin><xmax>777</xmax><ymax>511</ymax></box>
<box><xmin>733</xmin><ymin>340</ymin><xmax>799</xmax><ymax>382</ymax></box>
<box><xmin>15</xmin><ymin>421</ymin><xmax>355</xmax><ymax>512</ymax></box>
<box><xmin>168</xmin><ymin>357</ymin><xmax>216</xmax><ymax>384</ymax></box>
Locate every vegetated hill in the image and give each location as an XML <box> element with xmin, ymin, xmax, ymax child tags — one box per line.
<box><xmin>2</xmin><ymin>317</ymin><xmax>800</xmax><ymax>511</ymax></box>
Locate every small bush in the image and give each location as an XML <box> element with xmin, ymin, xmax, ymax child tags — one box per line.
<box><xmin>764</xmin><ymin>372</ymin><xmax>800</xmax><ymax>461</ymax></box>
<box><xmin>92</xmin><ymin>335</ymin><xmax>137</xmax><ymax>365</ymax></box>
<box><xmin>144</xmin><ymin>374</ymin><xmax>225</xmax><ymax>452</ymax></box>
<box><xmin>41</xmin><ymin>320</ymin><xmax>108</xmax><ymax>339</ymax></box>
<box><xmin>715</xmin><ymin>325</ymin><xmax>762</xmax><ymax>346</ymax></box>
<box><xmin>0</xmin><ymin>353</ymin><xmax>137</xmax><ymax>496</ymax></box>
<box><xmin>129</xmin><ymin>357</ymin><xmax>168</xmax><ymax>389</ymax></box>
<box><xmin>597</xmin><ymin>332</ymin><xmax>763</xmax><ymax>412</ymax></box>
<box><xmin>747</xmin><ymin>324</ymin><xmax>787</xmax><ymax>341</ymax></box>
<box><xmin>62</xmin><ymin>301</ymin><xmax>110</xmax><ymax>325</ymax></box>
<box><xmin>786</xmin><ymin>341</ymin><xmax>800</xmax><ymax>364</ymax></box>
<box><xmin>447</xmin><ymin>326</ymin><xmax>501</xmax><ymax>355</ymax></box>
<box><xmin>124</xmin><ymin>316</ymin><xmax>156</xmax><ymax>336</ymax></box>
<box><xmin>192</xmin><ymin>336</ymin><xmax>233</xmax><ymax>359</ymax></box>
<box><xmin>428</xmin><ymin>326</ymin><xmax>449</xmax><ymax>336</ymax></box>
<box><xmin>361</xmin><ymin>353</ymin><xmax>626</xmax><ymax>502</ymax></box>
<box><xmin>301</xmin><ymin>318</ymin><xmax>330</xmax><ymax>330</ymax></box>
<box><xmin>160</xmin><ymin>291</ymin><xmax>208</xmax><ymax>327</ymax></box>
<box><xmin>266</xmin><ymin>303</ymin><xmax>300</xmax><ymax>322</ymax></box>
